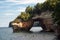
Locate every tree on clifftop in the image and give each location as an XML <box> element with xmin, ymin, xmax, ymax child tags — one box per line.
<box><xmin>19</xmin><ymin>12</ymin><xmax>31</xmax><ymax>21</ymax></box>
<box><xmin>25</xmin><ymin>6</ymin><xmax>33</xmax><ymax>14</ymax></box>
<box><xmin>33</xmin><ymin>3</ymin><xmax>42</xmax><ymax>15</ymax></box>
<box><xmin>52</xmin><ymin>2</ymin><xmax>60</xmax><ymax>25</ymax></box>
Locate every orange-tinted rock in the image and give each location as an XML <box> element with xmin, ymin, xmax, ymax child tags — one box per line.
<box><xmin>12</xmin><ymin>19</ymin><xmax>34</xmax><ymax>32</ymax></box>
<box><xmin>19</xmin><ymin>20</ymin><xmax>34</xmax><ymax>31</ymax></box>
<box><xmin>11</xmin><ymin>10</ymin><xmax>54</xmax><ymax>32</ymax></box>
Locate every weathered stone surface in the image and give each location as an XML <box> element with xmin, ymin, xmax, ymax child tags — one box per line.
<box><xmin>42</xmin><ymin>18</ymin><xmax>54</xmax><ymax>31</ymax></box>
<box><xmin>53</xmin><ymin>24</ymin><xmax>60</xmax><ymax>40</ymax></box>
<box><xmin>12</xmin><ymin>19</ymin><xmax>34</xmax><ymax>32</ymax></box>
<box><xmin>32</xmin><ymin>18</ymin><xmax>47</xmax><ymax>31</ymax></box>
<box><xmin>9</xmin><ymin>10</ymin><xmax>54</xmax><ymax>32</ymax></box>
<box><xmin>9</xmin><ymin>21</ymin><xmax>13</xmax><ymax>27</ymax></box>
<box><xmin>32</xmin><ymin>10</ymin><xmax>54</xmax><ymax>32</ymax></box>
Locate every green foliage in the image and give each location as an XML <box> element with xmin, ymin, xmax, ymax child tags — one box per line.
<box><xmin>13</xmin><ymin>19</ymin><xmax>20</xmax><ymax>23</ymax></box>
<box><xmin>20</xmin><ymin>12</ymin><xmax>31</xmax><ymax>21</ymax></box>
<box><xmin>14</xmin><ymin>0</ymin><xmax>60</xmax><ymax>25</ymax></box>
<box><xmin>52</xmin><ymin>1</ymin><xmax>60</xmax><ymax>25</ymax></box>
<box><xmin>33</xmin><ymin>3</ymin><xmax>42</xmax><ymax>15</ymax></box>
<box><xmin>25</xmin><ymin>6</ymin><xmax>33</xmax><ymax>14</ymax></box>
<box><xmin>41</xmin><ymin>2</ymin><xmax>50</xmax><ymax>11</ymax></box>
<box><xmin>46</xmin><ymin>0</ymin><xmax>60</xmax><ymax>11</ymax></box>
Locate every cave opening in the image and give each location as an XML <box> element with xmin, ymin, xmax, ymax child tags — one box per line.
<box><xmin>30</xmin><ymin>18</ymin><xmax>45</xmax><ymax>32</ymax></box>
<box><xmin>30</xmin><ymin>21</ymin><xmax>43</xmax><ymax>32</ymax></box>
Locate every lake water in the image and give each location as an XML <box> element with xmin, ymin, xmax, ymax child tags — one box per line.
<box><xmin>0</xmin><ymin>27</ymin><xmax>56</xmax><ymax>40</ymax></box>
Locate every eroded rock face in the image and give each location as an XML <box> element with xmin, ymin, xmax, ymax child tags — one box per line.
<box><xmin>9</xmin><ymin>21</ymin><xmax>13</xmax><ymax>27</ymax></box>
<box><xmin>33</xmin><ymin>18</ymin><xmax>54</xmax><ymax>32</ymax></box>
<box><xmin>10</xmin><ymin>10</ymin><xmax>54</xmax><ymax>32</ymax></box>
<box><xmin>43</xmin><ymin>18</ymin><xmax>54</xmax><ymax>31</ymax></box>
<box><xmin>33</xmin><ymin>18</ymin><xmax>47</xmax><ymax>31</ymax></box>
<box><xmin>11</xmin><ymin>17</ymin><xmax>54</xmax><ymax>32</ymax></box>
<box><xmin>12</xmin><ymin>19</ymin><xmax>34</xmax><ymax>32</ymax></box>
<box><xmin>53</xmin><ymin>24</ymin><xmax>60</xmax><ymax>40</ymax></box>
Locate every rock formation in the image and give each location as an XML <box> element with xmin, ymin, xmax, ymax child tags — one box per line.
<box><xmin>9</xmin><ymin>10</ymin><xmax>54</xmax><ymax>32</ymax></box>
<box><xmin>32</xmin><ymin>10</ymin><xmax>54</xmax><ymax>32</ymax></box>
<box><xmin>11</xmin><ymin>19</ymin><xmax>34</xmax><ymax>32</ymax></box>
<box><xmin>9</xmin><ymin>21</ymin><xmax>13</xmax><ymax>27</ymax></box>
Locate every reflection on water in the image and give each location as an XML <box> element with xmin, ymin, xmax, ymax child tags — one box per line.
<box><xmin>30</xmin><ymin>27</ymin><xmax>43</xmax><ymax>32</ymax></box>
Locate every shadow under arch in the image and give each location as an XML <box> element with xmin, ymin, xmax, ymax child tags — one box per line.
<box><xmin>32</xmin><ymin>18</ymin><xmax>47</xmax><ymax>31</ymax></box>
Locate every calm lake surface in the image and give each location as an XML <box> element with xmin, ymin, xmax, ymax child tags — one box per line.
<box><xmin>0</xmin><ymin>27</ymin><xmax>56</xmax><ymax>40</ymax></box>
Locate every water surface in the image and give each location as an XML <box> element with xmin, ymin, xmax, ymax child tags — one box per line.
<box><xmin>0</xmin><ymin>27</ymin><xmax>55</xmax><ymax>40</ymax></box>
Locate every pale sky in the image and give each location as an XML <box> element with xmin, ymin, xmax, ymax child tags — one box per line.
<box><xmin>0</xmin><ymin>0</ymin><xmax>46</xmax><ymax>27</ymax></box>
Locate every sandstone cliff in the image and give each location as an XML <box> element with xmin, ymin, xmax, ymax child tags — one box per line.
<box><xmin>9</xmin><ymin>10</ymin><xmax>54</xmax><ymax>32</ymax></box>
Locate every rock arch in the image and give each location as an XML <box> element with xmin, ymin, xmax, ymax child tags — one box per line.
<box><xmin>9</xmin><ymin>11</ymin><xmax>54</xmax><ymax>32</ymax></box>
<box><xmin>32</xmin><ymin>18</ymin><xmax>47</xmax><ymax>31</ymax></box>
<box><xmin>10</xmin><ymin>17</ymin><xmax>54</xmax><ymax>32</ymax></box>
